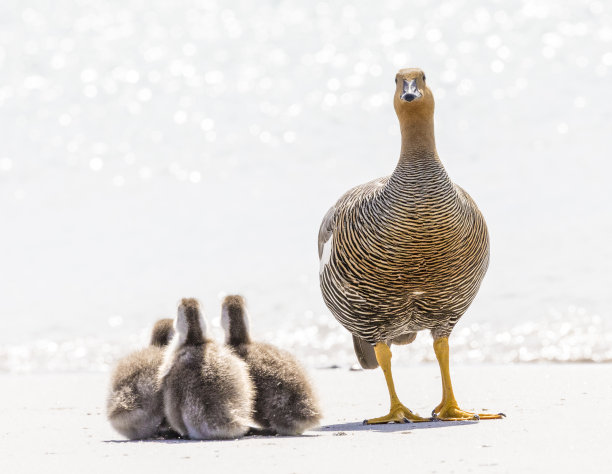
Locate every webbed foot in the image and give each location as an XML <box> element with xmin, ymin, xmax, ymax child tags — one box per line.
<box><xmin>432</xmin><ymin>402</ymin><xmax>505</xmax><ymax>421</ymax></box>
<box><xmin>365</xmin><ymin>402</ymin><xmax>430</xmax><ymax>424</ymax></box>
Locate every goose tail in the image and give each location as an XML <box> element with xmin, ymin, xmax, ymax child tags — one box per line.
<box><xmin>352</xmin><ymin>335</ymin><xmax>379</xmax><ymax>369</ymax></box>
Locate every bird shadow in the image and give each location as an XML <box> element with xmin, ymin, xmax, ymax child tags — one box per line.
<box><xmin>318</xmin><ymin>419</ymin><xmax>479</xmax><ymax>433</ymax></box>
<box><xmin>103</xmin><ymin>436</ymin><xmax>266</xmax><ymax>444</ymax></box>
<box><xmin>104</xmin><ymin>438</ymin><xmax>194</xmax><ymax>444</ymax></box>
<box><xmin>104</xmin><ymin>434</ymin><xmax>320</xmax><ymax>443</ymax></box>
<box><xmin>103</xmin><ymin>427</ymin><xmax>320</xmax><ymax>443</ymax></box>
<box><xmin>102</xmin><ymin>420</ymin><xmax>479</xmax><ymax>443</ymax></box>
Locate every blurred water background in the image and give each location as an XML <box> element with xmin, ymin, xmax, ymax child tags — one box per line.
<box><xmin>1</xmin><ymin>0</ymin><xmax>611</xmax><ymax>372</ymax></box>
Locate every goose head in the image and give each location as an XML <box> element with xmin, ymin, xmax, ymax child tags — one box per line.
<box><xmin>221</xmin><ymin>295</ymin><xmax>251</xmax><ymax>345</ymax></box>
<box><xmin>393</xmin><ymin>68</ymin><xmax>434</xmax><ymax>122</ymax></box>
<box><xmin>175</xmin><ymin>297</ymin><xmax>209</xmax><ymax>345</ymax></box>
<box><xmin>150</xmin><ymin>318</ymin><xmax>175</xmax><ymax>347</ymax></box>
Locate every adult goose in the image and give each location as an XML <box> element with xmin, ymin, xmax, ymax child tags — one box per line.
<box><xmin>318</xmin><ymin>68</ymin><xmax>504</xmax><ymax>423</ymax></box>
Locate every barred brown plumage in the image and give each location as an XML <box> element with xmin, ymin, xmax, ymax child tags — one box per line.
<box><xmin>318</xmin><ymin>68</ymin><xmax>504</xmax><ymax>423</ymax></box>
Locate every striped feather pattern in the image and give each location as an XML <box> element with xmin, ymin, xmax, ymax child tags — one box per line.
<box><xmin>318</xmin><ymin>151</ymin><xmax>489</xmax><ymax>344</ymax></box>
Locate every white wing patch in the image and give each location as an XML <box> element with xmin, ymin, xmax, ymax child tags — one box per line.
<box><xmin>319</xmin><ymin>234</ymin><xmax>333</xmax><ymax>275</ymax></box>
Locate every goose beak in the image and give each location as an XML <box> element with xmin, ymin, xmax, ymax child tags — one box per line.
<box><xmin>401</xmin><ymin>79</ymin><xmax>422</xmax><ymax>102</ymax></box>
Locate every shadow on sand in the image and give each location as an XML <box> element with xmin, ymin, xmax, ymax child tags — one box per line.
<box><xmin>103</xmin><ymin>427</ymin><xmax>321</xmax><ymax>443</ymax></box>
<box><xmin>103</xmin><ymin>420</ymin><xmax>478</xmax><ymax>443</ymax></box>
<box><xmin>318</xmin><ymin>419</ymin><xmax>479</xmax><ymax>433</ymax></box>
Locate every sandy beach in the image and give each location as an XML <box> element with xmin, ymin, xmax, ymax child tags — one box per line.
<box><xmin>2</xmin><ymin>364</ymin><xmax>610</xmax><ymax>473</ymax></box>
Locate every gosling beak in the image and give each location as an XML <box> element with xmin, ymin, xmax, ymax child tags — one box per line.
<box><xmin>401</xmin><ymin>79</ymin><xmax>422</xmax><ymax>102</ymax></box>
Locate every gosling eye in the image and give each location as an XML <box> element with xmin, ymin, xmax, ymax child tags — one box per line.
<box><xmin>395</xmin><ymin>77</ymin><xmax>397</xmax><ymax>85</ymax></box>
<box><xmin>422</xmin><ymin>74</ymin><xmax>426</xmax><ymax>82</ymax></box>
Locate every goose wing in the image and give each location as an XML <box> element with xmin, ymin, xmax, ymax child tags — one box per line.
<box><xmin>317</xmin><ymin>205</ymin><xmax>336</xmax><ymax>260</ymax></box>
<box><xmin>318</xmin><ymin>203</ymin><xmax>379</xmax><ymax>370</ymax></box>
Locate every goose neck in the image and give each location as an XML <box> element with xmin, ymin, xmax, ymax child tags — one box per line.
<box><xmin>398</xmin><ymin>115</ymin><xmax>437</xmax><ymax>162</ymax></box>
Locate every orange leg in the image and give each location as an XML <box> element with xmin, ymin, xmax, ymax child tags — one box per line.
<box><xmin>432</xmin><ymin>337</ymin><xmax>505</xmax><ymax>421</ymax></box>
<box><xmin>365</xmin><ymin>342</ymin><xmax>430</xmax><ymax>424</ymax></box>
